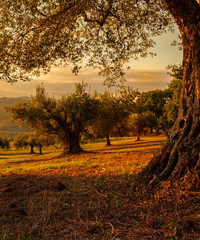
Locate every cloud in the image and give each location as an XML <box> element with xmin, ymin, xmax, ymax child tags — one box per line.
<box><xmin>126</xmin><ymin>69</ymin><xmax>170</xmax><ymax>91</ymax></box>
<box><xmin>0</xmin><ymin>67</ymin><xmax>171</xmax><ymax>97</ymax></box>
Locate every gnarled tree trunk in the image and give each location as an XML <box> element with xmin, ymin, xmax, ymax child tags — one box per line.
<box><xmin>67</xmin><ymin>131</ymin><xmax>83</xmax><ymax>154</ymax></box>
<box><xmin>60</xmin><ymin>127</ymin><xmax>83</xmax><ymax>155</ymax></box>
<box><xmin>143</xmin><ymin>0</ymin><xmax>200</xmax><ymax>182</ymax></box>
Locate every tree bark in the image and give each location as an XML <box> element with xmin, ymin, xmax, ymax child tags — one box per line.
<box><xmin>62</xmin><ymin>131</ymin><xmax>83</xmax><ymax>154</ymax></box>
<box><xmin>143</xmin><ymin>0</ymin><xmax>200</xmax><ymax>183</ymax></box>
<box><xmin>106</xmin><ymin>131</ymin><xmax>111</xmax><ymax>146</ymax></box>
<box><xmin>136</xmin><ymin>130</ymin><xmax>141</xmax><ymax>141</ymax></box>
<box><xmin>39</xmin><ymin>146</ymin><xmax>42</xmax><ymax>155</ymax></box>
<box><xmin>155</xmin><ymin>129</ymin><xmax>160</xmax><ymax>135</ymax></box>
<box><xmin>30</xmin><ymin>145</ymin><xmax>35</xmax><ymax>154</ymax></box>
<box><xmin>62</xmin><ymin>141</ymin><xmax>68</xmax><ymax>155</ymax></box>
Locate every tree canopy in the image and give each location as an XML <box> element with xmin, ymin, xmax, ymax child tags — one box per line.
<box><xmin>0</xmin><ymin>0</ymin><xmax>173</xmax><ymax>84</ymax></box>
<box><xmin>89</xmin><ymin>88</ymin><xmax>137</xmax><ymax>146</ymax></box>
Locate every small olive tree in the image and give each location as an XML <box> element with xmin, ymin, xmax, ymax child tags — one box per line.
<box><xmin>0</xmin><ymin>136</ymin><xmax>10</xmax><ymax>150</ymax></box>
<box><xmin>14</xmin><ymin>133</ymin><xmax>55</xmax><ymax>154</ymax></box>
<box><xmin>89</xmin><ymin>87</ymin><xmax>138</xmax><ymax>146</ymax></box>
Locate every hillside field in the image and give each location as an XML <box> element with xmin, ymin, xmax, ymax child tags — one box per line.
<box><xmin>0</xmin><ymin>136</ymin><xmax>200</xmax><ymax>240</ymax></box>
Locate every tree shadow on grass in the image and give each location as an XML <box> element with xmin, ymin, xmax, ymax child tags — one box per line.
<box><xmin>0</xmin><ymin>152</ymin><xmax>30</xmax><ymax>156</ymax></box>
<box><xmin>0</xmin><ymin>149</ymin><xmax>59</xmax><ymax>156</ymax></box>
<box><xmin>5</xmin><ymin>140</ymin><xmax>164</xmax><ymax>164</ymax></box>
<box><xmin>0</xmin><ymin>172</ymin><xmax>199</xmax><ymax>240</ymax></box>
<box><xmin>88</xmin><ymin>140</ymin><xmax>166</xmax><ymax>153</ymax></box>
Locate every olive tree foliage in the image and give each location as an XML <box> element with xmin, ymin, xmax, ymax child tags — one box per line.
<box><xmin>128</xmin><ymin>113</ymin><xmax>147</xmax><ymax>141</ymax></box>
<box><xmin>160</xmin><ymin>64</ymin><xmax>183</xmax><ymax>132</ymax></box>
<box><xmin>89</xmin><ymin>87</ymin><xmax>138</xmax><ymax>146</ymax></box>
<box><xmin>128</xmin><ymin>111</ymin><xmax>157</xmax><ymax>140</ymax></box>
<box><xmin>135</xmin><ymin>69</ymin><xmax>182</xmax><ymax>135</ymax></box>
<box><xmin>0</xmin><ymin>0</ymin><xmax>173</xmax><ymax>84</ymax></box>
<box><xmin>136</xmin><ymin>89</ymin><xmax>170</xmax><ymax>119</ymax></box>
<box><xmin>7</xmin><ymin>83</ymin><xmax>98</xmax><ymax>154</ymax></box>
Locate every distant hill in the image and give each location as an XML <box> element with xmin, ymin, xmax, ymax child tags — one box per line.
<box><xmin>0</xmin><ymin>96</ymin><xmax>30</xmax><ymax>135</ymax></box>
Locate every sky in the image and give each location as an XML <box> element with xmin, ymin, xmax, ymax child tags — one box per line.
<box><xmin>0</xmin><ymin>28</ymin><xmax>182</xmax><ymax>98</ymax></box>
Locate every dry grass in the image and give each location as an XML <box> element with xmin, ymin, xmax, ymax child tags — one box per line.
<box><xmin>0</xmin><ymin>136</ymin><xmax>200</xmax><ymax>240</ymax></box>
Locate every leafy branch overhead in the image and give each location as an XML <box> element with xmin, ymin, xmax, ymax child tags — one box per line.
<box><xmin>0</xmin><ymin>0</ymin><xmax>173</xmax><ymax>84</ymax></box>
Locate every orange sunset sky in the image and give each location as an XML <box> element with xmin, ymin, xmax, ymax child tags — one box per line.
<box><xmin>0</xmin><ymin>28</ymin><xmax>182</xmax><ymax>97</ymax></box>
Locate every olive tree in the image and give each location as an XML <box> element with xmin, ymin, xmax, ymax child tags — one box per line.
<box><xmin>8</xmin><ymin>84</ymin><xmax>98</xmax><ymax>154</ymax></box>
<box><xmin>0</xmin><ymin>136</ymin><xmax>10</xmax><ymax>150</ymax></box>
<box><xmin>14</xmin><ymin>133</ymin><xmax>55</xmax><ymax>154</ymax></box>
<box><xmin>14</xmin><ymin>134</ymin><xmax>38</xmax><ymax>154</ymax></box>
<box><xmin>136</xmin><ymin>90</ymin><xmax>168</xmax><ymax>133</ymax></box>
<box><xmin>90</xmin><ymin>88</ymin><xmax>137</xmax><ymax>146</ymax></box>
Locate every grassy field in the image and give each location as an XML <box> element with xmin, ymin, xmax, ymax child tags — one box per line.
<box><xmin>0</xmin><ymin>136</ymin><xmax>200</xmax><ymax>240</ymax></box>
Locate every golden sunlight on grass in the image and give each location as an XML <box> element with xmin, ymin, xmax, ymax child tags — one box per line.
<box><xmin>0</xmin><ymin>136</ymin><xmax>166</xmax><ymax>177</ymax></box>
<box><xmin>0</xmin><ymin>136</ymin><xmax>199</xmax><ymax>240</ymax></box>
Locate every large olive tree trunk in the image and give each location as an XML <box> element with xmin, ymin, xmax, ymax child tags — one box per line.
<box><xmin>61</xmin><ymin>129</ymin><xmax>83</xmax><ymax>155</ymax></box>
<box><xmin>68</xmin><ymin>131</ymin><xmax>83</xmax><ymax>154</ymax></box>
<box><xmin>143</xmin><ymin>0</ymin><xmax>200</xmax><ymax>182</ymax></box>
<box><xmin>60</xmin><ymin>125</ymin><xmax>83</xmax><ymax>155</ymax></box>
